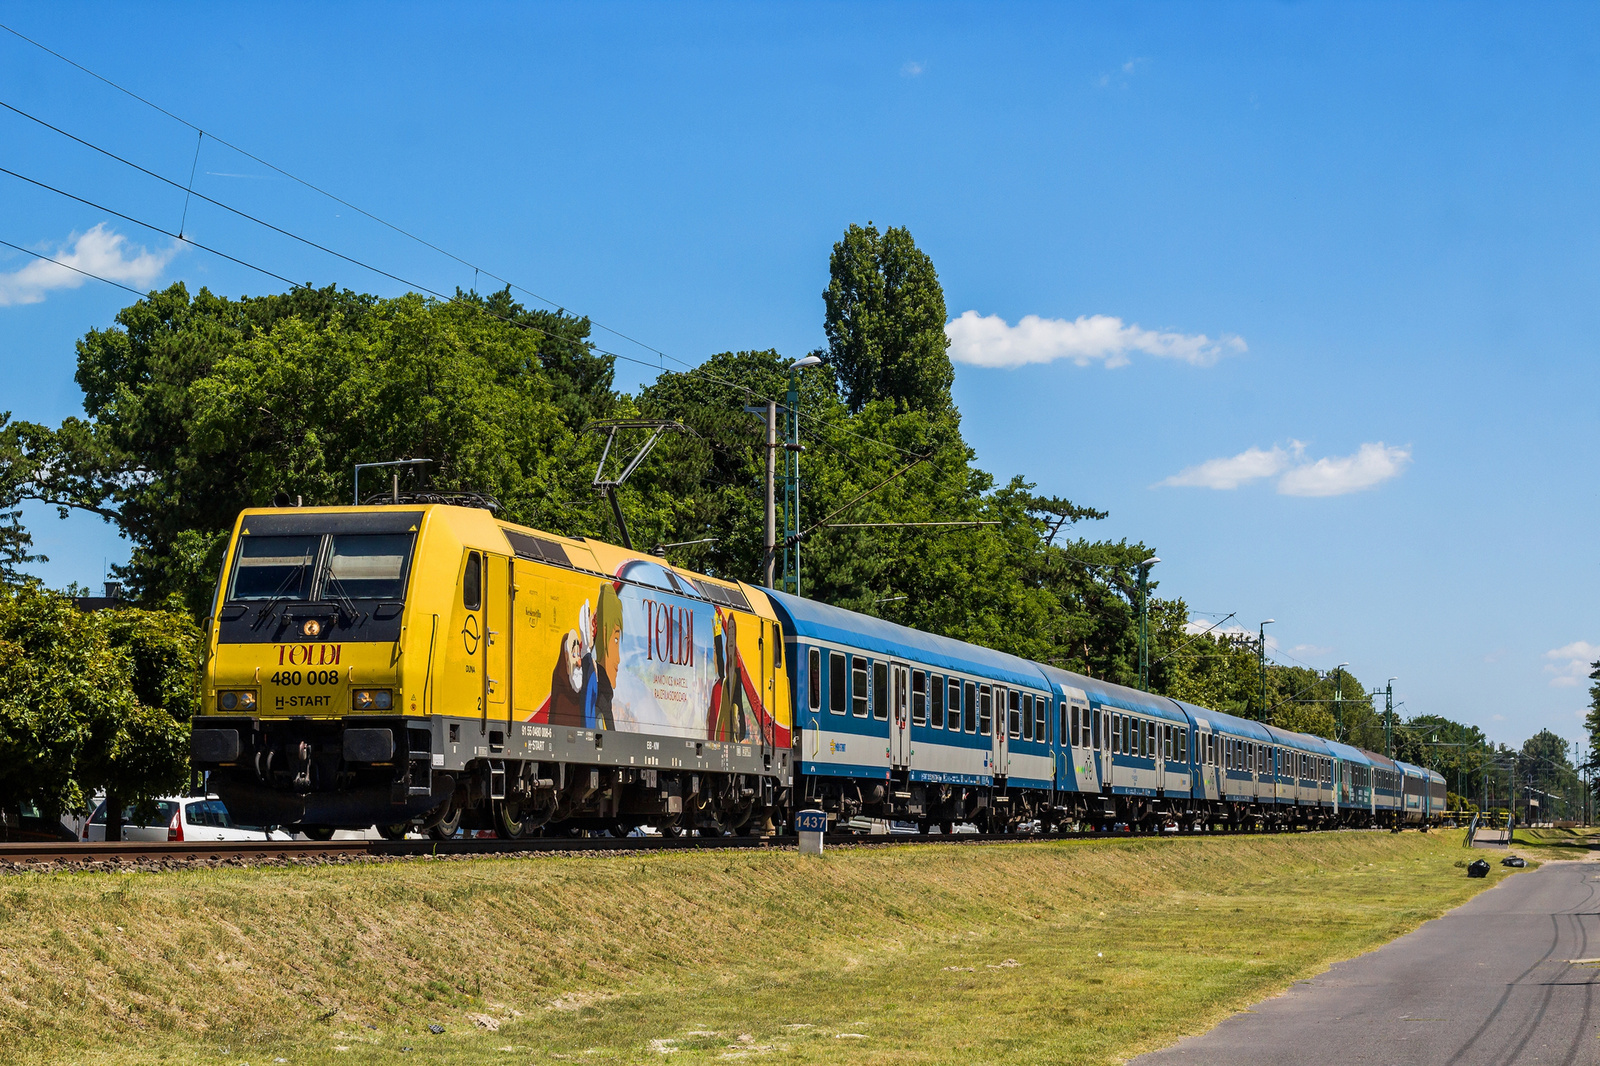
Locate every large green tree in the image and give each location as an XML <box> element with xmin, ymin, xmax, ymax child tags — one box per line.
<box><xmin>2</xmin><ymin>285</ymin><xmax>620</xmax><ymax>614</ymax></box>
<box><xmin>822</xmin><ymin>223</ymin><xmax>955</xmax><ymax>414</ymax></box>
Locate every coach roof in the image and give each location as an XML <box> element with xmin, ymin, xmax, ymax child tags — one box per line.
<box><xmin>767</xmin><ymin>590</ymin><xmax>1048</xmax><ymax>691</ymax></box>
<box><xmin>1036</xmin><ymin>664</ymin><xmax>1190</xmax><ymax>725</ymax></box>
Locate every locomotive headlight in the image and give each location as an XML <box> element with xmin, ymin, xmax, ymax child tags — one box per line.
<box><xmin>352</xmin><ymin>688</ymin><xmax>393</xmax><ymax>711</ymax></box>
<box><xmin>217</xmin><ymin>690</ymin><xmax>256</xmax><ymax>712</ymax></box>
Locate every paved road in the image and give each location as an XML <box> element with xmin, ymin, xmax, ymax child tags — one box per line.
<box><xmin>1133</xmin><ymin>861</ymin><xmax>1600</xmax><ymax>1066</ymax></box>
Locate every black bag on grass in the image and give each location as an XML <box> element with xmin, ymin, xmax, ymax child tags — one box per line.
<box><xmin>1467</xmin><ymin>859</ymin><xmax>1490</xmax><ymax>878</ymax></box>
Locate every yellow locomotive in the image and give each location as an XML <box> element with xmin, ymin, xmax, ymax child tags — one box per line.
<box><xmin>191</xmin><ymin>503</ymin><xmax>794</xmax><ymax>838</ymax></box>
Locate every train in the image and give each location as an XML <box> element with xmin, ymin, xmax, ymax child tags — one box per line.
<box><xmin>190</xmin><ymin>501</ymin><xmax>1447</xmax><ymax>839</ymax></box>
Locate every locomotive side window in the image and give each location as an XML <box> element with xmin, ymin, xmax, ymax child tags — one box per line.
<box><xmin>912</xmin><ymin>671</ymin><xmax>927</xmax><ymax>726</ymax></box>
<box><xmin>851</xmin><ymin>658</ymin><xmax>868</xmax><ymax>717</ymax></box>
<box><xmin>964</xmin><ymin>682</ymin><xmax>977</xmax><ymax>733</ymax></box>
<box><xmin>932</xmin><ymin>675</ymin><xmax>945</xmax><ymax>729</ymax></box>
<box><xmin>772</xmin><ymin>623</ymin><xmax>783</xmax><ymax>667</ymax></box>
<box><xmin>462</xmin><ymin>551</ymin><xmax>482</xmax><ymax>611</ymax></box>
<box><xmin>808</xmin><ymin>648</ymin><xmax>821</xmax><ymax>711</ymax></box>
<box><xmin>873</xmin><ymin>661</ymin><xmax>889</xmax><ymax>721</ymax></box>
<box><xmin>830</xmin><ymin>652</ymin><xmax>847</xmax><ymax>714</ymax></box>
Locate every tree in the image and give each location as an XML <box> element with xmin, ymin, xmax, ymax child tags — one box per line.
<box><xmin>822</xmin><ymin>223</ymin><xmax>955</xmax><ymax>414</ymax></box>
<box><xmin>0</xmin><ymin>415</ymin><xmax>45</xmax><ymax>584</ymax></box>
<box><xmin>1584</xmin><ymin>660</ymin><xmax>1600</xmax><ymax>799</ymax></box>
<box><xmin>1</xmin><ymin>284</ymin><xmax>619</xmax><ymax>614</ymax></box>
<box><xmin>0</xmin><ymin>584</ymin><xmax>198</xmax><ymax>827</ymax></box>
<box><xmin>1520</xmin><ymin>728</ymin><xmax>1576</xmax><ymax>821</ymax></box>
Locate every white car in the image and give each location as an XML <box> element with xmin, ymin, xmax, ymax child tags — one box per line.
<box><xmin>83</xmin><ymin>796</ymin><xmax>292</xmax><ymax>842</ymax></box>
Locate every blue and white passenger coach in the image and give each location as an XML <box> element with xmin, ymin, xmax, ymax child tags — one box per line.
<box><xmin>770</xmin><ymin>590</ymin><xmax>1054</xmax><ymax>831</ymax></box>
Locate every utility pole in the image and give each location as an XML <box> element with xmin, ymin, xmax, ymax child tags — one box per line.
<box><xmin>1258</xmin><ymin>619</ymin><xmax>1275</xmax><ymax>721</ymax></box>
<box><xmin>763</xmin><ymin>401</ymin><xmax>776</xmax><ymax>587</ymax></box>
<box><xmin>1137</xmin><ymin>556</ymin><xmax>1160</xmax><ymax>691</ymax></box>
<box><xmin>1332</xmin><ymin>662</ymin><xmax>1348</xmax><ymax>742</ymax></box>
<box><xmin>781</xmin><ymin>355</ymin><xmax>822</xmax><ymax>595</ymax></box>
<box><xmin>1384</xmin><ymin>678</ymin><xmax>1396</xmax><ymax>759</ymax></box>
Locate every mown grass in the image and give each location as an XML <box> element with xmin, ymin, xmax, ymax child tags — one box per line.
<box><xmin>1510</xmin><ymin>825</ymin><xmax>1600</xmax><ymax>859</ymax></box>
<box><xmin>0</xmin><ymin>830</ymin><xmax>1505</xmax><ymax>1065</ymax></box>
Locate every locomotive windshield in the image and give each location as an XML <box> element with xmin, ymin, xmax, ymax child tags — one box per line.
<box><xmin>230</xmin><ymin>535</ymin><xmax>319</xmax><ymax>600</ymax></box>
<box><xmin>226</xmin><ymin>530</ymin><xmax>416</xmax><ymax>603</ymax></box>
<box><xmin>325</xmin><ymin>533</ymin><xmax>413</xmax><ymax>599</ymax></box>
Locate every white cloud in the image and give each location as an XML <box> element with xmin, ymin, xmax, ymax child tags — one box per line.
<box><xmin>1158</xmin><ymin>445</ymin><xmax>1290</xmax><ymax>489</ymax></box>
<box><xmin>0</xmin><ymin>224</ymin><xmax>177</xmax><ymax>307</ymax></box>
<box><xmin>945</xmin><ymin>310</ymin><xmax>1245</xmax><ymax>369</ymax></box>
<box><xmin>1156</xmin><ymin>440</ymin><xmax>1410</xmax><ymax>497</ymax></box>
<box><xmin>1287</xmin><ymin>643</ymin><xmax>1334</xmax><ymax>659</ymax></box>
<box><xmin>1543</xmin><ymin>641</ymin><xmax>1598</xmax><ymax>689</ymax></box>
<box><xmin>1276</xmin><ymin>442</ymin><xmax>1412</xmax><ymax>497</ymax></box>
<box><xmin>901</xmin><ymin>60</ymin><xmax>924</xmax><ymax>77</ymax></box>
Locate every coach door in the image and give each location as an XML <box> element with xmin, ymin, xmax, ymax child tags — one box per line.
<box><xmin>890</xmin><ymin>663</ymin><xmax>911</xmax><ymax>770</ymax></box>
<box><xmin>992</xmin><ymin>686</ymin><xmax>1009</xmax><ymax>781</ymax></box>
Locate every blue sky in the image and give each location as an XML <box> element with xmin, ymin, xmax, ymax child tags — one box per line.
<box><xmin>2</xmin><ymin>3</ymin><xmax>1595</xmax><ymax>755</ymax></box>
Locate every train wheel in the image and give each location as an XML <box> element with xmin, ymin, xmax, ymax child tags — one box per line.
<box><xmin>376</xmin><ymin>822</ymin><xmax>409</xmax><ymax>841</ymax></box>
<box><xmin>301</xmin><ymin>825</ymin><xmax>335</xmax><ymax>841</ymax></box>
<box><xmin>493</xmin><ymin>799</ymin><xmax>528</xmax><ymax>839</ymax></box>
<box><xmin>427</xmin><ymin>801</ymin><xmax>463</xmax><ymax>840</ymax></box>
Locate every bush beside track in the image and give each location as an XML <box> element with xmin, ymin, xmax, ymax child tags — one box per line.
<box><xmin>0</xmin><ymin>830</ymin><xmax>1506</xmax><ymax>1066</ymax></box>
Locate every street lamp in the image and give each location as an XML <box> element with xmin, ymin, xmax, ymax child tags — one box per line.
<box><xmin>782</xmin><ymin>354</ymin><xmax>824</xmax><ymax>596</ymax></box>
<box><xmin>1258</xmin><ymin>620</ymin><xmax>1275</xmax><ymax>721</ymax></box>
<box><xmin>1137</xmin><ymin>556</ymin><xmax>1160</xmax><ymax>690</ymax></box>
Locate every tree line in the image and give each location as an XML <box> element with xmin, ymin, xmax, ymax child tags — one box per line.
<box><xmin>0</xmin><ymin>222</ymin><xmax>1570</xmax><ymax>821</ymax></box>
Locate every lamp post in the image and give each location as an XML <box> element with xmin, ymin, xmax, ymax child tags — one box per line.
<box><xmin>1258</xmin><ymin>619</ymin><xmax>1275</xmax><ymax>721</ymax></box>
<box><xmin>1136</xmin><ymin>556</ymin><xmax>1160</xmax><ymax>691</ymax></box>
<box><xmin>1332</xmin><ymin>662</ymin><xmax>1348</xmax><ymax>742</ymax></box>
<box><xmin>782</xmin><ymin>354</ymin><xmax>823</xmax><ymax>596</ymax></box>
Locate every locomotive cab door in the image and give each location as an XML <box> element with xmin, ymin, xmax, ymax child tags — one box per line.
<box><xmin>483</xmin><ymin>553</ymin><xmax>511</xmax><ymax>733</ymax></box>
<box><xmin>890</xmin><ymin>663</ymin><xmax>911</xmax><ymax>770</ymax></box>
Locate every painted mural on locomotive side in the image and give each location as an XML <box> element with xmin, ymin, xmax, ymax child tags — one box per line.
<box><xmin>524</xmin><ymin>557</ymin><xmax>789</xmax><ymax>746</ymax></box>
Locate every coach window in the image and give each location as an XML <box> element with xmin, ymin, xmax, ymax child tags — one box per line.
<box><xmin>873</xmin><ymin>661</ymin><xmax>889</xmax><ymax>721</ymax></box>
<box><xmin>462</xmin><ymin>551</ymin><xmax>482</xmax><ymax>610</ymax></box>
<box><xmin>1245</xmin><ymin>744</ymin><xmax>1253</xmax><ymax>773</ymax></box>
<box><xmin>1010</xmin><ymin>691</ymin><xmax>1023</xmax><ymax>739</ymax></box>
<box><xmin>1036</xmin><ymin>697</ymin><xmax>1047</xmax><ymax>743</ymax></box>
<box><xmin>851</xmin><ymin>658</ymin><xmax>868</xmax><ymax>717</ymax></box>
<box><xmin>977</xmin><ymin>685</ymin><xmax>992</xmax><ymax>736</ymax></box>
<box><xmin>950</xmin><ymin>678</ymin><xmax>963</xmax><ymax>731</ymax></box>
<box><xmin>931</xmin><ymin>675</ymin><xmax>945</xmax><ymax>729</ymax></box>
<box><xmin>808</xmin><ymin>648</ymin><xmax>821</xmax><ymax>712</ymax></box>
<box><xmin>1179</xmin><ymin>729</ymin><xmax>1188</xmax><ymax>763</ymax></box>
<box><xmin>1163</xmin><ymin>725</ymin><xmax>1173</xmax><ymax>761</ymax></box>
<box><xmin>829</xmin><ymin>652</ymin><xmax>847</xmax><ymax>715</ymax></box>
<box><xmin>912</xmin><ymin>671</ymin><xmax>927</xmax><ymax>726</ymax></box>
<box><xmin>964</xmin><ymin>682</ymin><xmax>977</xmax><ymax>733</ymax></box>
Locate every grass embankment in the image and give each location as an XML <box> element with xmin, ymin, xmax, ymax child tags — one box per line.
<box><xmin>1511</xmin><ymin>826</ymin><xmax>1600</xmax><ymax>859</ymax></box>
<box><xmin>0</xmin><ymin>831</ymin><xmax>1504</xmax><ymax>1065</ymax></box>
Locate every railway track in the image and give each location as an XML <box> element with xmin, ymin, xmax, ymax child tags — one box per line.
<box><xmin>0</xmin><ymin>825</ymin><xmax>1382</xmax><ymax>869</ymax></box>
<box><xmin>0</xmin><ymin>831</ymin><xmax>1107</xmax><ymax>867</ymax></box>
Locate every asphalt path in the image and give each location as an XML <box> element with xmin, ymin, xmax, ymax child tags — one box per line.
<box><xmin>1133</xmin><ymin>859</ymin><xmax>1600</xmax><ymax>1066</ymax></box>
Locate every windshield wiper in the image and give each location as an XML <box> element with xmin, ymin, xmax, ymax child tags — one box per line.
<box><xmin>251</xmin><ymin>562</ymin><xmax>308</xmax><ymax>630</ymax></box>
<box><xmin>321</xmin><ymin>571</ymin><xmax>361</xmax><ymax>624</ymax></box>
